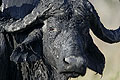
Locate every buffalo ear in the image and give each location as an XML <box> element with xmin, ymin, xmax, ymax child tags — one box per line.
<box><xmin>86</xmin><ymin>39</ymin><xmax>105</xmax><ymax>75</ymax></box>
<box><xmin>10</xmin><ymin>41</ymin><xmax>42</xmax><ymax>63</ymax></box>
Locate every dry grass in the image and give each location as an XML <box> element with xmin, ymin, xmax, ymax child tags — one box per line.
<box><xmin>71</xmin><ymin>0</ymin><xmax>120</xmax><ymax>80</ymax></box>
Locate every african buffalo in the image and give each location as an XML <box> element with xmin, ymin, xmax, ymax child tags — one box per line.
<box><xmin>0</xmin><ymin>0</ymin><xmax>120</xmax><ymax>80</ymax></box>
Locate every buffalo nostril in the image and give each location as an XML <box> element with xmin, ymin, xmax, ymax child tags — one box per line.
<box><xmin>63</xmin><ymin>58</ymin><xmax>70</xmax><ymax>64</ymax></box>
<box><xmin>64</xmin><ymin>56</ymin><xmax>77</xmax><ymax>65</ymax></box>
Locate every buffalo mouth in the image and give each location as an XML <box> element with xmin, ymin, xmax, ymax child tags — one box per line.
<box><xmin>60</xmin><ymin>71</ymin><xmax>86</xmax><ymax>78</ymax></box>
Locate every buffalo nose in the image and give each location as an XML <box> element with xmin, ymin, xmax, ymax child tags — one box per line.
<box><xmin>63</xmin><ymin>56</ymin><xmax>87</xmax><ymax>76</ymax></box>
<box><xmin>64</xmin><ymin>56</ymin><xmax>86</xmax><ymax>67</ymax></box>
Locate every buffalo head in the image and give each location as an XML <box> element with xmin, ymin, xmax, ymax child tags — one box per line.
<box><xmin>9</xmin><ymin>0</ymin><xmax>119</xmax><ymax>79</ymax></box>
<box><xmin>42</xmin><ymin>16</ymin><xmax>88</xmax><ymax>78</ymax></box>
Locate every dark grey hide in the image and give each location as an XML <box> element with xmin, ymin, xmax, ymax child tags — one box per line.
<box><xmin>0</xmin><ymin>0</ymin><xmax>120</xmax><ymax>80</ymax></box>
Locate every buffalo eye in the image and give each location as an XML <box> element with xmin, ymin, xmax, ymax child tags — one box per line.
<box><xmin>49</xmin><ymin>27</ymin><xmax>54</xmax><ymax>31</ymax></box>
<box><xmin>49</xmin><ymin>27</ymin><xmax>57</xmax><ymax>32</ymax></box>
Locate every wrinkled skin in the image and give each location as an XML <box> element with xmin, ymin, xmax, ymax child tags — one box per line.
<box><xmin>0</xmin><ymin>0</ymin><xmax>120</xmax><ymax>80</ymax></box>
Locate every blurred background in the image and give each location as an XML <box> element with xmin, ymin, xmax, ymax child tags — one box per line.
<box><xmin>71</xmin><ymin>0</ymin><xmax>120</xmax><ymax>80</ymax></box>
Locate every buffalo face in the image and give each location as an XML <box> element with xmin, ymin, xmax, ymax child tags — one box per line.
<box><xmin>42</xmin><ymin>18</ymin><xmax>87</xmax><ymax>78</ymax></box>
